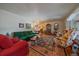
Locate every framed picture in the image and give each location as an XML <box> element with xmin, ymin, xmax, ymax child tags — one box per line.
<box><xmin>26</xmin><ymin>23</ymin><xmax>31</xmax><ymax>29</ymax></box>
<box><xmin>54</xmin><ymin>23</ymin><xmax>59</xmax><ymax>30</ymax></box>
<box><xmin>19</xmin><ymin>23</ymin><xmax>24</xmax><ymax>28</ymax></box>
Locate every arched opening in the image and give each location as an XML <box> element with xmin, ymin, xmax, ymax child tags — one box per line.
<box><xmin>66</xmin><ymin>12</ymin><xmax>79</xmax><ymax>31</ymax></box>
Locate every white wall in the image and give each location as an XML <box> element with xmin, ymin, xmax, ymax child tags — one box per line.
<box><xmin>0</xmin><ymin>9</ymin><xmax>31</xmax><ymax>35</ymax></box>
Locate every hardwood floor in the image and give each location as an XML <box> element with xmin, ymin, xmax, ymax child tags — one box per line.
<box><xmin>29</xmin><ymin>47</ymin><xmax>43</xmax><ymax>56</ymax></box>
<box><xmin>29</xmin><ymin>45</ymin><xmax>65</xmax><ymax>56</ymax></box>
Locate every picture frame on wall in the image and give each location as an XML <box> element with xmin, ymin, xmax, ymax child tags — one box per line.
<box><xmin>26</xmin><ymin>23</ymin><xmax>31</xmax><ymax>29</ymax></box>
<box><xmin>54</xmin><ymin>23</ymin><xmax>59</xmax><ymax>31</ymax></box>
<box><xmin>19</xmin><ymin>23</ymin><xmax>24</xmax><ymax>28</ymax></box>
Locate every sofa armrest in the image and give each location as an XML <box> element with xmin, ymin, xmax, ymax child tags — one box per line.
<box><xmin>0</xmin><ymin>40</ymin><xmax>29</xmax><ymax>56</ymax></box>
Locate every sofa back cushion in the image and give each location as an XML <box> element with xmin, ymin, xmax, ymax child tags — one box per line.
<box><xmin>0</xmin><ymin>34</ymin><xmax>13</xmax><ymax>49</ymax></box>
<box><xmin>13</xmin><ymin>31</ymin><xmax>33</xmax><ymax>38</ymax></box>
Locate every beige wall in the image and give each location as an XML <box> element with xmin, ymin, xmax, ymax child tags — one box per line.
<box><xmin>38</xmin><ymin>18</ymin><xmax>66</xmax><ymax>32</ymax></box>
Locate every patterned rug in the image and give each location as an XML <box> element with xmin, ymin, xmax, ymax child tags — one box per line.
<box><xmin>29</xmin><ymin>34</ymin><xmax>66</xmax><ymax>56</ymax></box>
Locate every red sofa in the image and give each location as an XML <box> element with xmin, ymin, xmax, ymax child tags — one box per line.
<box><xmin>0</xmin><ymin>34</ymin><xmax>29</xmax><ymax>56</ymax></box>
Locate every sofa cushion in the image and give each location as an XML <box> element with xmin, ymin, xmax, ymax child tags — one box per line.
<box><xmin>0</xmin><ymin>34</ymin><xmax>13</xmax><ymax>49</ymax></box>
<box><xmin>11</xmin><ymin>37</ymin><xmax>20</xmax><ymax>43</ymax></box>
<box><xmin>0</xmin><ymin>48</ymin><xmax>2</xmax><ymax>52</ymax></box>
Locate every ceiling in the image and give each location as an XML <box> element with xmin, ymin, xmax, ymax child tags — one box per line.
<box><xmin>0</xmin><ymin>3</ymin><xmax>79</xmax><ymax>20</ymax></box>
